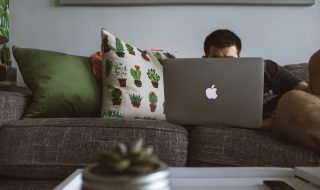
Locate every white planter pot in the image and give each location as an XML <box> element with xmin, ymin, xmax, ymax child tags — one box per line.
<box><xmin>82</xmin><ymin>165</ymin><xmax>171</xmax><ymax>190</ymax></box>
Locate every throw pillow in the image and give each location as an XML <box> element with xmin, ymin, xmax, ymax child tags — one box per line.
<box><xmin>13</xmin><ymin>46</ymin><xmax>101</xmax><ymax>118</ymax></box>
<box><xmin>101</xmin><ymin>29</ymin><xmax>176</xmax><ymax>120</ymax></box>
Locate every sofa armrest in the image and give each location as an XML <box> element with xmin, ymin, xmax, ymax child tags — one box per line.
<box><xmin>0</xmin><ymin>86</ymin><xmax>31</xmax><ymax>123</ymax></box>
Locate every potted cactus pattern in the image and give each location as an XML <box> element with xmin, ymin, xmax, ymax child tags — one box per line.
<box><xmin>149</xmin><ymin>92</ymin><xmax>158</xmax><ymax>112</ymax></box>
<box><xmin>105</xmin><ymin>59</ymin><xmax>113</xmax><ymax>78</ymax></box>
<box><xmin>81</xmin><ymin>139</ymin><xmax>169</xmax><ymax>190</ymax></box>
<box><xmin>102</xmin><ymin>110</ymin><xmax>124</xmax><ymax>119</ymax></box>
<box><xmin>130</xmin><ymin>94</ymin><xmax>143</xmax><ymax>108</ymax></box>
<box><xmin>116</xmin><ymin>38</ymin><xmax>125</xmax><ymax>57</ymax></box>
<box><xmin>153</xmin><ymin>52</ymin><xmax>164</xmax><ymax>65</ymax></box>
<box><xmin>137</xmin><ymin>48</ymin><xmax>150</xmax><ymax>62</ymax></box>
<box><xmin>131</xmin><ymin>65</ymin><xmax>142</xmax><ymax>87</ymax></box>
<box><xmin>147</xmin><ymin>69</ymin><xmax>160</xmax><ymax>88</ymax></box>
<box><xmin>125</xmin><ymin>44</ymin><xmax>135</xmax><ymax>55</ymax></box>
<box><xmin>163</xmin><ymin>52</ymin><xmax>176</xmax><ymax>59</ymax></box>
<box><xmin>114</xmin><ymin>63</ymin><xmax>127</xmax><ymax>87</ymax></box>
<box><xmin>112</xmin><ymin>88</ymin><xmax>122</xmax><ymax>105</ymax></box>
<box><xmin>103</xmin><ymin>35</ymin><xmax>112</xmax><ymax>53</ymax></box>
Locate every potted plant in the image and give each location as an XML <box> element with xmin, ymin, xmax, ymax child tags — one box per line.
<box><xmin>102</xmin><ymin>110</ymin><xmax>124</xmax><ymax>119</ymax></box>
<box><xmin>130</xmin><ymin>94</ymin><xmax>143</xmax><ymax>108</ymax></box>
<box><xmin>105</xmin><ymin>59</ymin><xmax>113</xmax><ymax>78</ymax></box>
<box><xmin>138</xmin><ymin>49</ymin><xmax>150</xmax><ymax>62</ymax></box>
<box><xmin>147</xmin><ymin>69</ymin><xmax>160</xmax><ymax>88</ymax></box>
<box><xmin>163</xmin><ymin>52</ymin><xmax>176</xmax><ymax>59</ymax></box>
<box><xmin>114</xmin><ymin>63</ymin><xmax>127</xmax><ymax>87</ymax></box>
<box><xmin>82</xmin><ymin>139</ymin><xmax>170</xmax><ymax>190</ymax></box>
<box><xmin>0</xmin><ymin>44</ymin><xmax>16</xmax><ymax>84</ymax></box>
<box><xmin>116</xmin><ymin>38</ymin><xmax>125</xmax><ymax>57</ymax></box>
<box><xmin>153</xmin><ymin>52</ymin><xmax>164</xmax><ymax>65</ymax></box>
<box><xmin>131</xmin><ymin>65</ymin><xmax>142</xmax><ymax>87</ymax></box>
<box><xmin>125</xmin><ymin>44</ymin><xmax>135</xmax><ymax>55</ymax></box>
<box><xmin>149</xmin><ymin>92</ymin><xmax>158</xmax><ymax>112</ymax></box>
<box><xmin>112</xmin><ymin>88</ymin><xmax>122</xmax><ymax>105</ymax></box>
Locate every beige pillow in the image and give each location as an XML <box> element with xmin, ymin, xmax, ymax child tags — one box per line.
<box><xmin>101</xmin><ymin>29</ymin><xmax>176</xmax><ymax>120</ymax></box>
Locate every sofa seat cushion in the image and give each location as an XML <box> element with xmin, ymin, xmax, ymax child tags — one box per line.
<box><xmin>0</xmin><ymin>118</ymin><xmax>188</xmax><ymax>179</ymax></box>
<box><xmin>188</xmin><ymin>125</ymin><xmax>319</xmax><ymax>167</ymax></box>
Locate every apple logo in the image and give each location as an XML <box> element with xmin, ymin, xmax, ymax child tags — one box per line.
<box><xmin>206</xmin><ymin>85</ymin><xmax>218</xmax><ymax>99</ymax></box>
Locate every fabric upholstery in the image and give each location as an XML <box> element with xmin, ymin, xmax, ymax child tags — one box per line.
<box><xmin>0</xmin><ymin>90</ymin><xmax>30</xmax><ymax>123</ymax></box>
<box><xmin>101</xmin><ymin>29</ymin><xmax>176</xmax><ymax>120</ymax></box>
<box><xmin>0</xmin><ymin>118</ymin><xmax>188</xmax><ymax>179</ymax></box>
<box><xmin>284</xmin><ymin>63</ymin><xmax>309</xmax><ymax>82</ymax></box>
<box><xmin>0</xmin><ymin>177</ymin><xmax>60</xmax><ymax>190</ymax></box>
<box><xmin>188</xmin><ymin>126</ymin><xmax>320</xmax><ymax>167</ymax></box>
<box><xmin>13</xmin><ymin>46</ymin><xmax>101</xmax><ymax>118</ymax></box>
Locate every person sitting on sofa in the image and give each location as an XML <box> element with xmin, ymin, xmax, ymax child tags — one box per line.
<box><xmin>203</xmin><ymin>29</ymin><xmax>320</xmax><ymax>151</ymax></box>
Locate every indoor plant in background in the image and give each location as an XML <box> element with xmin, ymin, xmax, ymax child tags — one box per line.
<box><xmin>0</xmin><ymin>0</ymin><xmax>16</xmax><ymax>85</ymax></box>
<box><xmin>82</xmin><ymin>139</ymin><xmax>170</xmax><ymax>190</ymax></box>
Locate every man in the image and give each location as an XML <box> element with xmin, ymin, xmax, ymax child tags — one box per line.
<box><xmin>204</xmin><ymin>29</ymin><xmax>320</xmax><ymax>151</ymax></box>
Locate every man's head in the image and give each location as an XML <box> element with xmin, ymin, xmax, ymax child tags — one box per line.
<box><xmin>204</xmin><ymin>29</ymin><xmax>241</xmax><ymax>58</ymax></box>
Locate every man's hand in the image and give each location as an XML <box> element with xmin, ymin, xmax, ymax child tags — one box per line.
<box><xmin>294</xmin><ymin>81</ymin><xmax>309</xmax><ymax>91</ymax></box>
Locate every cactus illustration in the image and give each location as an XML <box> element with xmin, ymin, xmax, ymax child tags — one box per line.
<box><xmin>103</xmin><ymin>35</ymin><xmax>112</xmax><ymax>53</ymax></box>
<box><xmin>137</xmin><ymin>48</ymin><xmax>150</xmax><ymax>62</ymax></box>
<box><xmin>125</xmin><ymin>44</ymin><xmax>135</xmax><ymax>55</ymax></box>
<box><xmin>105</xmin><ymin>59</ymin><xmax>113</xmax><ymax>78</ymax></box>
<box><xmin>149</xmin><ymin>92</ymin><xmax>158</xmax><ymax>112</ymax></box>
<box><xmin>0</xmin><ymin>44</ymin><xmax>10</xmax><ymax>65</ymax></box>
<box><xmin>147</xmin><ymin>69</ymin><xmax>160</xmax><ymax>88</ymax></box>
<box><xmin>96</xmin><ymin>139</ymin><xmax>166</xmax><ymax>176</ymax></box>
<box><xmin>103</xmin><ymin>110</ymin><xmax>124</xmax><ymax>119</ymax></box>
<box><xmin>114</xmin><ymin>63</ymin><xmax>127</xmax><ymax>87</ymax></box>
<box><xmin>116</xmin><ymin>38</ymin><xmax>125</xmax><ymax>57</ymax></box>
<box><xmin>163</xmin><ymin>52</ymin><xmax>176</xmax><ymax>59</ymax></box>
<box><xmin>130</xmin><ymin>94</ymin><xmax>143</xmax><ymax>108</ymax></box>
<box><xmin>130</xmin><ymin>65</ymin><xmax>142</xmax><ymax>87</ymax></box>
<box><xmin>112</xmin><ymin>88</ymin><xmax>122</xmax><ymax>105</ymax></box>
<box><xmin>153</xmin><ymin>52</ymin><xmax>164</xmax><ymax>65</ymax></box>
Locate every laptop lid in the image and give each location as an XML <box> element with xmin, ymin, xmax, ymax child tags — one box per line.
<box><xmin>163</xmin><ymin>58</ymin><xmax>264</xmax><ymax>128</ymax></box>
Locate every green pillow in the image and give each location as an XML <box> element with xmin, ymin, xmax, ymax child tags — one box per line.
<box><xmin>13</xmin><ymin>46</ymin><xmax>101</xmax><ymax>118</ymax></box>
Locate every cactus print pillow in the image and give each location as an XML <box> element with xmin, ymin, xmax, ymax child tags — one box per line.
<box><xmin>101</xmin><ymin>29</ymin><xmax>176</xmax><ymax>120</ymax></box>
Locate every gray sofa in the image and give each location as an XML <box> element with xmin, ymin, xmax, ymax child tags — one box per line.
<box><xmin>0</xmin><ymin>63</ymin><xmax>319</xmax><ymax>190</ymax></box>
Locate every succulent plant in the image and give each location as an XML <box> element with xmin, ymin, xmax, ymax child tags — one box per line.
<box><xmin>112</xmin><ymin>88</ymin><xmax>122</xmax><ymax>99</ymax></box>
<box><xmin>95</xmin><ymin>139</ymin><xmax>166</xmax><ymax>176</ymax></box>
<box><xmin>116</xmin><ymin>38</ymin><xmax>124</xmax><ymax>53</ymax></box>
<box><xmin>130</xmin><ymin>94</ymin><xmax>143</xmax><ymax>103</ymax></box>
<box><xmin>125</xmin><ymin>44</ymin><xmax>135</xmax><ymax>55</ymax></box>
<box><xmin>105</xmin><ymin>59</ymin><xmax>113</xmax><ymax>78</ymax></box>
<box><xmin>149</xmin><ymin>92</ymin><xmax>158</xmax><ymax>104</ymax></box>
<box><xmin>163</xmin><ymin>52</ymin><xmax>176</xmax><ymax>59</ymax></box>
<box><xmin>0</xmin><ymin>44</ymin><xmax>10</xmax><ymax>65</ymax></box>
<box><xmin>114</xmin><ymin>63</ymin><xmax>127</xmax><ymax>79</ymax></box>
<box><xmin>103</xmin><ymin>110</ymin><xmax>124</xmax><ymax>119</ymax></box>
<box><xmin>147</xmin><ymin>69</ymin><xmax>160</xmax><ymax>83</ymax></box>
<box><xmin>130</xmin><ymin>65</ymin><xmax>142</xmax><ymax>80</ymax></box>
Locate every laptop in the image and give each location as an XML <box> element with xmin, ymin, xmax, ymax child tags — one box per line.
<box><xmin>163</xmin><ymin>58</ymin><xmax>264</xmax><ymax>128</ymax></box>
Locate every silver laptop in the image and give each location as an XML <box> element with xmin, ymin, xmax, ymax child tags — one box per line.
<box><xmin>163</xmin><ymin>58</ymin><xmax>264</xmax><ymax>128</ymax></box>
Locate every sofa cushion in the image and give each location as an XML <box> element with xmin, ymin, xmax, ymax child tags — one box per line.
<box><xmin>13</xmin><ymin>46</ymin><xmax>101</xmax><ymax>118</ymax></box>
<box><xmin>283</xmin><ymin>63</ymin><xmax>309</xmax><ymax>82</ymax></box>
<box><xmin>188</xmin><ymin>125</ymin><xmax>319</xmax><ymax>167</ymax></box>
<box><xmin>101</xmin><ymin>29</ymin><xmax>176</xmax><ymax>120</ymax></box>
<box><xmin>0</xmin><ymin>90</ymin><xmax>30</xmax><ymax>123</ymax></box>
<box><xmin>0</xmin><ymin>118</ymin><xmax>188</xmax><ymax>179</ymax></box>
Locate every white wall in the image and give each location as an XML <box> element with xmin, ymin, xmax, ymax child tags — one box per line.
<box><xmin>10</xmin><ymin>0</ymin><xmax>320</xmax><ymax>86</ymax></box>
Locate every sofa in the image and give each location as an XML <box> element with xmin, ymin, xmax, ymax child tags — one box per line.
<box><xmin>0</xmin><ymin>63</ymin><xmax>319</xmax><ymax>190</ymax></box>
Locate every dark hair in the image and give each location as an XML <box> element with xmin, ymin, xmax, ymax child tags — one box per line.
<box><xmin>204</xmin><ymin>29</ymin><xmax>242</xmax><ymax>56</ymax></box>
